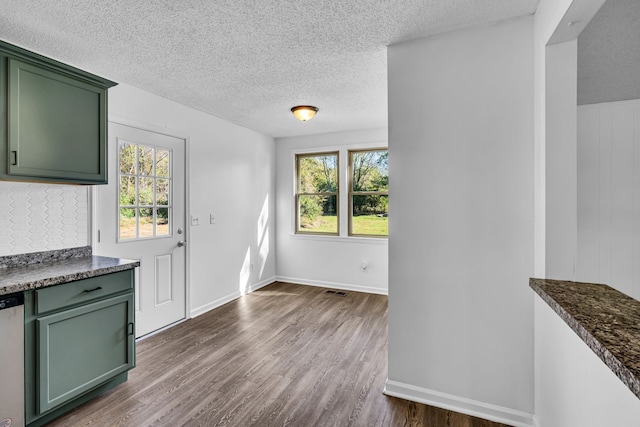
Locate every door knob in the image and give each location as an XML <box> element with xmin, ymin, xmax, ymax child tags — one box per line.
<box><xmin>177</xmin><ymin>241</ymin><xmax>186</xmax><ymax>247</ymax></box>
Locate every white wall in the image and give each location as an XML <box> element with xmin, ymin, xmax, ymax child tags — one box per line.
<box><xmin>544</xmin><ymin>40</ymin><xmax>578</xmax><ymax>280</ymax></box>
<box><xmin>107</xmin><ymin>84</ymin><xmax>276</xmax><ymax>317</ymax></box>
<box><xmin>533</xmin><ymin>1</ymin><xmax>640</xmax><ymax>425</ymax></box>
<box><xmin>386</xmin><ymin>16</ymin><xmax>535</xmax><ymax>426</ymax></box>
<box><xmin>534</xmin><ymin>295</ymin><xmax>640</xmax><ymax>426</ymax></box>
<box><xmin>577</xmin><ymin>99</ymin><xmax>640</xmax><ymax>300</ymax></box>
<box><xmin>533</xmin><ymin>0</ymin><xmax>575</xmax><ymax>278</ymax></box>
<box><xmin>275</xmin><ymin>128</ymin><xmax>388</xmax><ymax>294</ymax></box>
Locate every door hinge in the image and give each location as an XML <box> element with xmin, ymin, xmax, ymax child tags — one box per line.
<box><xmin>97</xmin><ymin>230</ymin><xmax>101</xmax><ymax>243</ymax></box>
<box><xmin>128</xmin><ymin>322</ymin><xmax>134</xmax><ymax>336</ymax></box>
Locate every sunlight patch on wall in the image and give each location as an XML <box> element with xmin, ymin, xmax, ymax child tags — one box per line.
<box><xmin>238</xmin><ymin>246</ymin><xmax>251</xmax><ymax>296</ymax></box>
<box><xmin>257</xmin><ymin>194</ymin><xmax>270</xmax><ymax>279</ymax></box>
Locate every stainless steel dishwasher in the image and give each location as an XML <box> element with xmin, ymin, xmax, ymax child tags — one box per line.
<box><xmin>0</xmin><ymin>292</ymin><xmax>24</xmax><ymax>427</ymax></box>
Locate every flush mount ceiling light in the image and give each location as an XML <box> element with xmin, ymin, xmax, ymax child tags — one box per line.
<box><xmin>291</xmin><ymin>105</ymin><xmax>319</xmax><ymax>122</ymax></box>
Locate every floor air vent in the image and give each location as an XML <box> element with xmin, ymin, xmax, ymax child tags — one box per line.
<box><xmin>325</xmin><ymin>290</ymin><xmax>348</xmax><ymax>297</ymax></box>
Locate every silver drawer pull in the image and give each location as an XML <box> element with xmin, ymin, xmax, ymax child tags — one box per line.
<box><xmin>82</xmin><ymin>286</ymin><xmax>103</xmax><ymax>293</ymax></box>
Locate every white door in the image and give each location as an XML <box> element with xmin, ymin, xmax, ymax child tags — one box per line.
<box><xmin>95</xmin><ymin>122</ymin><xmax>186</xmax><ymax>338</ymax></box>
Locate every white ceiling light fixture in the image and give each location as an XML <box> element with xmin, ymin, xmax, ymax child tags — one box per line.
<box><xmin>291</xmin><ymin>105</ymin><xmax>319</xmax><ymax>122</ymax></box>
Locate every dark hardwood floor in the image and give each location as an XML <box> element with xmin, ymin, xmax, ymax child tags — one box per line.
<box><xmin>47</xmin><ymin>282</ymin><xmax>510</xmax><ymax>427</ymax></box>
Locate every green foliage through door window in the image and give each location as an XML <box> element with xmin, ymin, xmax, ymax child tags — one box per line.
<box><xmin>118</xmin><ymin>141</ymin><xmax>172</xmax><ymax>240</ymax></box>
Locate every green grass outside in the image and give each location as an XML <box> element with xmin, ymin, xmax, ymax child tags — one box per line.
<box><xmin>120</xmin><ymin>216</ymin><xmax>169</xmax><ymax>239</ymax></box>
<box><xmin>299</xmin><ymin>215</ymin><xmax>338</xmax><ymax>233</ymax></box>
<box><xmin>299</xmin><ymin>215</ymin><xmax>388</xmax><ymax>236</ymax></box>
<box><xmin>352</xmin><ymin>215</ymin><xmax>388</xmax><ymax>236</ymax></box>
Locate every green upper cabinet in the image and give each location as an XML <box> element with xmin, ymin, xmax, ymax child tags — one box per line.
<box><xmin>0</xmin><ymin>40</ymin><xmax>117</xmax><ymax>184</ymax></box>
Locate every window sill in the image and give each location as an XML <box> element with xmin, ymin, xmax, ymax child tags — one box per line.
<box><xmin>290</xmin><ymin>233</ymin><xmax>388</xmax><ymax>245</ymax></box>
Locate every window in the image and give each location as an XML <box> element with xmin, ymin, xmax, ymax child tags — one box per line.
<box><xmin>349</xmin><ymin>149</ymin><xmax>388</xmax><ymax>237</ymax></box>
<box><xmin>118</xmin><ymin>141</ymin><xmax>172</xmax><ymax>240</ymax></box>
<box><xmin>294</xmin><ymin>147</ymin><xmax>388</xmax><ymax>238</ymax></box>
<box><xmin>295</xmin><ymin>152</ymin><xmax>339</xmax><ymax>235</ymax></box>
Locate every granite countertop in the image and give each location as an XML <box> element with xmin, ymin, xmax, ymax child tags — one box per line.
<box><xmin>0</xmin><ymin>246</ymin><xmax>139</xmax><ymax>296</ymax></box>
<box><xmin>530</xmin><ymin>278</ymin><xmax>640</xmax><ymax>400</ymax></box>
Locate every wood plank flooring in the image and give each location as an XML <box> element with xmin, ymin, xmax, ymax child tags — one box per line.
<box><xmin>47</xmin><ymin>282</ymin><xmax>510</xmax><ymax>427</ymax></box>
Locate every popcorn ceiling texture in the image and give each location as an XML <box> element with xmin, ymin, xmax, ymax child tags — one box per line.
<box><xmin>577</xmin><ymin>0</ymin><xmax>640</xmax><ymax>105</ymax></box>
<box><xmin>0</xmin><ymin>182</ymin><xmax>89</xmax><ymax>256</ymax></box>
<box><xmin>0</xmin><ymin>0</ymin><xmax>538</xmax><ymax>137</ymax></box>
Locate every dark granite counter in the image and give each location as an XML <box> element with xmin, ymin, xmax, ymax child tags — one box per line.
<box><xmin>0</xmin><ymin>247</ymin><xmax>139</xmax><ymax>296</ymax></box>
<box><xmin>530</xmin><ymin>278</ymin><xmax>640</xmax><ymax>400</ymax></box>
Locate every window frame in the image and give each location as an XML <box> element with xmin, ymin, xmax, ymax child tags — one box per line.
<box><xmin>295</xmin><ymin>151</ymin><xmax>340</xmax><ymax>236</ymax></box>
<box><xmin>348</xmin><ymin>148</ymin><xmax>389</xmax><ymax>238</ymax></box>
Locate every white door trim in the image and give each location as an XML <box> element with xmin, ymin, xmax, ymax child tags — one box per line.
<box><xmin>91</xmin><ymin>114</ymin><xmax>191</xmax><ymax>322</ymax></box>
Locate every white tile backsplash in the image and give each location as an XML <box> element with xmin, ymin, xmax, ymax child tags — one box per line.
<box><xmin>0</xmin><ymin>182</ymin><xmax>90</xmax><ymax>256</ymax></box>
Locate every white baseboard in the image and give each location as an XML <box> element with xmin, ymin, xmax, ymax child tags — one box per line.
<box><xmin>189</xmin><ymin>276</ymin><xmax>276</xmax><ymax>318</ymax></box>
<box><xmin>246</xmin><ymin>276</ymin><xmax>276</xmax><ymax>294</ymax></box>
<box><xmin>276</xmin><ymin>275</ymin><xmax>388</xmax><ymax>295</ymax></box>
<box><xmin>190</xmin><ymin>291</ymin><xmax>240</xmax><ymax>318</ymax></box>
<box><xmin>189</xmin><ymin>275</ymin><xmax>385</xmax><ymax>318</ymax></box>
<box><xmin>384</xmin><ymin>379</ymin><xmax>534</xmax><ymax>427</ymax></box>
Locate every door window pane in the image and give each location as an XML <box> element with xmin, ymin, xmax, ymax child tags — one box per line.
<box><xmin>118</xmin><ymin>141</ymin><xmax>173</xmax><ymax>240</ymax></box>
<box><xmin>119</xmin><ymin>208</ymin><xmax>137</xmax><ymax>240</ymax></box>
<box><xmin>119</xmin><ymin>142</ymin><xmax>136</xmax><ymax>174</ymax></box>
<box><xmin>156</xmin><ymin>179</ymin><xmax>169</xmax><ymax>205</ymax></box>
<box><xmin>138</xmin><ymin>146</ymin><xmax>154</xmax><ymax>176</ymax></box>
<box><xmin>156</xmin><ymin>149</ymin><xmax>169</xmax><ymax>178</ymax></box>
<box><xmin>139</xmin><ymin>208</ymin><xmax>154</xmax><ymax>238</ymax></box>
<box><xmin>119</xmin><ymin>176</ymin><xmax>136</xmax><ymax>206</ymax></box>
<box><xmin>156</xmin><ymin>208</ymin><xmax>169</xmax><ymax>236</ymax></box>
<box><xmin>139</xmin><ymin>178</ymin><xmax>154</xmax><ymax>205</ymax></box>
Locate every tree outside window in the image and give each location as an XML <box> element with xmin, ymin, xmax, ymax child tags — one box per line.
<box><xmin>118</xmin><ymin>141</ymin><xmax>171</xmax><ymax>240</ymax></box>
<box><xmin>296</xmin><ymin>152</ymin><xmax>339</xmax><ymax>235</ymax></box>
<box><xmin>349</xmin><ymin>149</ymin><xmax>388</xmax><ymax>237</ymax></box>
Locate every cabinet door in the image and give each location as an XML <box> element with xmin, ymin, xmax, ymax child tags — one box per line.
<box><xmin>36</xmin><ymin>292</ymin><xmax>134</xmax><ymax>413</ymax></box>
<box><xmin>6</xmin><ymin>57</ymin><xmax>107</xmax><ymax>183</ymax></box>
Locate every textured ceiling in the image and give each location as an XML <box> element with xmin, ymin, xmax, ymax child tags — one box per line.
<box><xmin>0</xmin><ymin>0</ymin><xmax>539</xmax><ymax>138</ymax></box>
<box><xmin>578</xmin><ymin>0</ymin><xmax>640</xmax><ymax>105</ymax></box>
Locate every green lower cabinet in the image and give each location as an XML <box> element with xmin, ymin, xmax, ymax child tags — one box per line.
<box><xmin>24</xmin><ymin>274</ymin><xmax>135</xmax><ymax>426</ymax></box>
<box><xmin>37</xmin><ymin>294</ymin><xmax>134</xmax><ymax>412</ymax></box>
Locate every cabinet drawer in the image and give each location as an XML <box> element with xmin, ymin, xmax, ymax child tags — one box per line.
<box><xmin>35</xmin><ymin>270</ymin><xmax>133</xmax><ymax>314</ymax></box>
